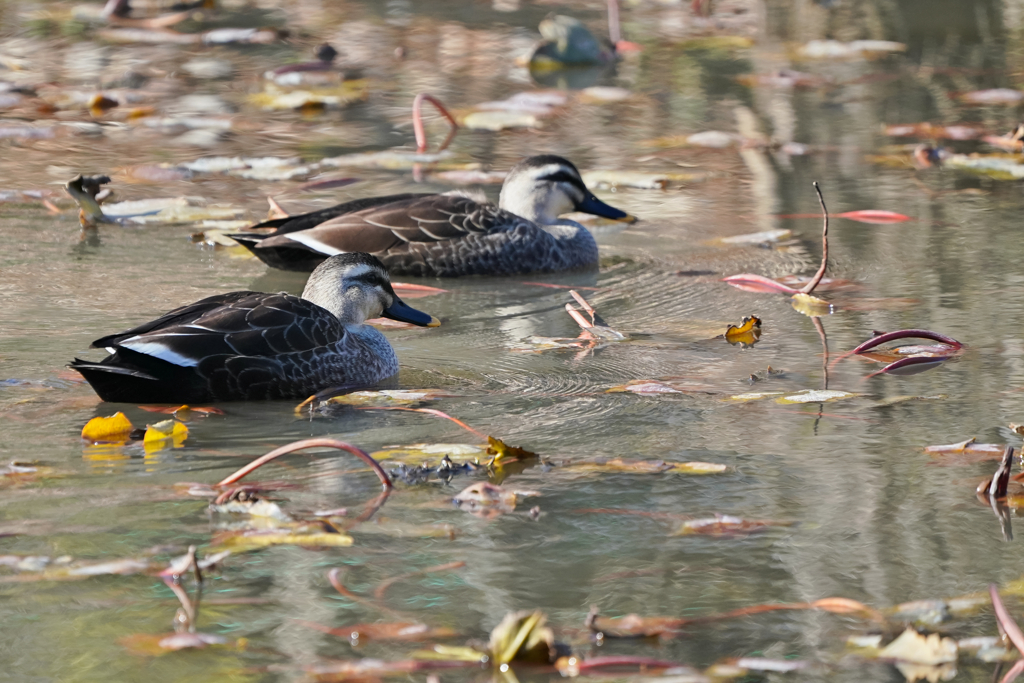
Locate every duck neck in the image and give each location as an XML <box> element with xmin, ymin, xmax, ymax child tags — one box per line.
<box><xmin>499</xmin><ymin>182</ymin><xmax>573</xmax><ymax>225</ymax></box>
<box><xmin>302</xmin><ymin>283</ymin><xmax>376</xmax><ymax>325</ymax></box>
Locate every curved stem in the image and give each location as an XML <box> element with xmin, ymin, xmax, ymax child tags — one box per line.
<box><xmin>990</xmin><ymin>584</ymin><xmax>1024</xmax><ymax>657</ymax></box>
<box><xmin>851</xmin><ymin>329</ymin><xmax>962</xmax><ymax>355</ymax></box>
<box><xmin>217</xmin><ymin>438</ymin><xmax>391</xmax><ymax>489</ymax></box>
<box><xmin>721</xmin><ymin>273</ymin><xmax>801</xmax><ymax>295</ymax></box>
<box><xmin>799</xmin><ymin>181</ymin><xmax>828</xmax><ymax>295</ymax></box>
<box><xmin>356</xmin><ymin>406</ymin><xmax>487</xmax><ymax>439</ymax></box>
<box><xmin>864</xmin><ymin>355</ymin><xmax>949</xmax><ymax>379</ymax></box>
<box><xmin>412</xmin><ymin>93</ymin><xmax>459</xmax><ymax>154</ymax></box>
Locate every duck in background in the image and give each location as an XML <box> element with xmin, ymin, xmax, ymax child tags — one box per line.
<box><xmin>229</xmin><ymin>155</ymin><xmax>631</xmax><ymax>277</ymax></box>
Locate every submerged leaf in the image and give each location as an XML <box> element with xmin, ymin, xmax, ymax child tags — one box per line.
<box><xmin>564</xmin><ymin>458</ymin><xmax>727</xmax><ymax>475</ymax></box>
<box><xmin>81</xmin><ymin>412</ymin><xmax>134</xmax><ymax>443</ymax></box>
<box><xmin>323</xmin><ymin>390</ymin><xmax>452</xmax><ymax>407</ymax></box>
<box><xmin>790</xmin><ymin>292</ymin><xmax>835</xmax><ymax>316</ymax></box>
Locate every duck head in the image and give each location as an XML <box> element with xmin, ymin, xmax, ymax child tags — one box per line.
<box><xmin>302</xmin><ymin>253</ymin><xmax>440</xmax><ymax>327</ymax></box>
<box><xmin>498</xmin><ymin>155</ymin><xmax>629</xmax><ymax>226</ymax></box>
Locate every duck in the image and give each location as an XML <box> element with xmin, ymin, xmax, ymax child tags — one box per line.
<box><xmin>69</xmin><ymin>253</ymin><xmax>439</xmax><ymax>404</ymax></box>
<box><xmin>228</xmin><ymin>155</ymin><xmax>629</xmax><ymax>277</ymax></box>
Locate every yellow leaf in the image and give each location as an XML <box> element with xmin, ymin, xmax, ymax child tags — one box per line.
<box><xmin>790</xmin><ymin>292</ymin><xmax>835</xmax><ymax>316</ymax></box>
<box><xmin>487</xmin><ymin>436</ymin><xmax>537</xmax><ymax>465</ymax></box>
<box><xmin>413</xmin><ymin>645</ymin><xmax>489</xmax><ymax>662</ymax></box>
<box><xmin>724</xmin><ymin>315</ymin><xmax>762</xmax><ymax>346</ymax></box>
<box><xmin>143</xmin><ymin>419</ymin><xmax>188</xmax><ymax>452</ymax></box>
<box><xmin>81</xmin><ymin>412</ymin><xmax>134</xmax><ymax>443</ymax></box>
<box><xmin>217</xmin><ymin>531</ymin><xmax>353</xmax><ymax>552</ymax></box>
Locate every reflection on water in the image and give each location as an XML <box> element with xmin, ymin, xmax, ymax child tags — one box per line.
<box><xmin>4</xmin><ymin>0</ymin><xmax>1024</xmax><ymax>680</ymax></box>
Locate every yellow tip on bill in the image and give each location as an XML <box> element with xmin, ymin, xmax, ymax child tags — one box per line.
<box><xmin>427</xmin><ymin>316</ymin><xmax>442</xmax><ymax>327</ymax></box>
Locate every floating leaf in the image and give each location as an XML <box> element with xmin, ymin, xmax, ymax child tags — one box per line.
<box><xmin>412</xmin><ymin>645</ymin><xmax>489</xmax><ymax>662</ymax></box>
<box><xmin>797</xmin><ymin>39</ymin><xmax>906</xmax><ymax>59</ymax></box>
<box><xmin>719</xmin><ymin>229</ymin><xmax>792</xmax><ymax>245</ymax></box>
<box><xmin>486</xmin><ymin>436</ymin><xmax>536</xmax><ymax>465</ymax></box>
<box><xmin>790</xmin><ymin>292</ymin><xmax>835</xmax><ymax>316</ymax></box>
<box><xmin>215</xmin><ymin>530</ymin><xmax>353</xmax><ymax>552</ymax></box>
<box><xmin>777</xmin><ymin>390</ymin><xmax>858</xmax><ymax>404</ymax></box>
<box><xmin>81</xmin><ymin>412</ymin><xmax>134</xmax><ymax>443</ymax></box>
<box><xmin>322</xmin><ymin>390</ymin><xmax>452</xmax><ymax>407</ymax></box>
<box><xmin>674</xmin><ymin>515</ymin><xmax>783</xmax><ymax>536</ymax></box>
<box><xmin>453</xmin><ymin>482</ymin><xmax>538</xmax><ymax>516</ymax></box>
<box><xmin>946</xmin><ymin>153</ymin><xmax>1024</xmax><ymax>180</ymax></box>
<box><xmin>564</xmin><ymin>458</ymin><xmax>727</xmax><ymax>475</ymax></box>
<box><xmin>248</xmin><ymin>80</ymin><xmax>369</xmax><ymax>110</ymax></box>
<box><xmin>724</xmin><ymin>315</ymin><xmax>762</xmax><ymax>347</ymax></box>
<box><xmin>726</xmin><ymin>391</ymin><xmax>785</xmax><ymax>402</ymax></box>
<box><xmin>120</xmin><ymin>632</ymin><xmax>231</xmax><ymax>656</ymax></box>
<box><xmin>959</xmin><ymin>88</ymin><xmax>1024</xmax><ymax>105</ymax></box>
<box><xmin>879</xmin><ymin>628</ymin><xmax>958</xmax><ymax>665</ymax></box>
<box><xmin>143</xmin><ymin>419</ymin><xmax>188</xmax><ymax>452</ymax></box>
<box><xmin>885</xmin><ymin>123</ymin><xmax>983</xmax><ymax>140</ymax></box>
<box><xmin>606</xmin><ymin>380</ymin><xmax>683</xmax><ymax>395</ymax></box>
<box><xmin>462</xmin><ymin>110</ymin><xmax>538</xmax><ymax>131</ymax></box>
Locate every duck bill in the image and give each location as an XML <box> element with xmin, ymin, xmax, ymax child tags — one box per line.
<box><xmin>576</xmin><ymin>192</ymin><xmax>629</xmax><ymax>220</ymax></box>
<box><xmin>383</xmin><ymin>298</ymin><xmax>440</xmax><ymax>327</ymax></box>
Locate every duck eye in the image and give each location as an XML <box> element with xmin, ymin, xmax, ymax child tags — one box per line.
<box><xmin>539</xmin><ymin>170</ymin><xmax>580</xmax><ymax>185</ymax></box>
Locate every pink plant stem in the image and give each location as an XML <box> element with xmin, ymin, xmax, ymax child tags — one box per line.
<box><xmin>799</xmin><ymin>181</ymin><xmax>829</xmax><ymax>295</ymax></box>
<box><xmin>864</xmin><ymin>355</ymin><xmax>948</xmax><ymax>379</ymax></box>
<box><xmin>1001</xmin><ymin>658</ymin><xmax>1024</xmax><ymax>683</ymax></box>
<box><xmin>565</xmin><ymin>304</ymin><xmax>594</xmax><ymax>330</ymax></box>
<box><xmin>217</xmin><ymin>438</ymin><xmax>392</xmax><ymax>490</ymax></box>
<box><xmin>572</xmin><ymin>656</ymin><xmax>682</xmax><ymax>672</ymax></box>
<box><xmin>990</xmin><ymin>584</ymin><xmax>1024</xmax><ymax>657</ymax></box>
<box><xmin>851</xmin><ymin>329</ymin><xmax>962</xmax><ymax>354</ymax></box>
<box><xmin>412</xmin><ymin>93</ymin><xmax>459</xmax><ymax>154</ymax></box>
<box><xmin>721</xmin><ymin>273</ymin><xmax>801</xmax><ymax>295</ymax></box>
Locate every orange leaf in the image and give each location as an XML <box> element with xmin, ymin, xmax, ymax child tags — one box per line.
<box><xmin>81</xmin><ymin>412</ymin><xmax>134</xmax><ymax>443</ymax></box>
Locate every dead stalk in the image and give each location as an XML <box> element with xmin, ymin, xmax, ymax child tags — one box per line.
<box><xmin>606</xmin><ymin>0</ymin><xmax>621</xmax><ymax>46</ymax></box>
<box><xmin>799</xmin><ymin>181</ymin><xmax>828</xmax><ymax>295</ymax></box>
<box><xmin>217</xmin><ymin>438</ymin><xmax>392</xmax><ymax>490</ymax></box>
<box><xmin>412</xmin><ymin>93</ymin><xmax>459</xmax><ymax>154</ymax></box>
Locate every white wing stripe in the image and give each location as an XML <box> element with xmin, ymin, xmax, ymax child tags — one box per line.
<box><xmin>121</xmin><ymin>340</ymin><xmax>200</xmax><ymax>367</ymax></box>
<box><xmin>285</xmin><ymin>232</ymin><xmax>345</xmax><ymax>255</ymax></box>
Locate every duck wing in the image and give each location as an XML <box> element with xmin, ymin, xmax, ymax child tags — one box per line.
<box><xmin>238</xmin><ymin>193</ymin><xmax>430</xmax><ymax>237</ymax></box>
<box><xmin>255</xmin><ymin>194</ymin><xmax>513</xmax><ymax>256</ymax></box>
<box><xmin>94</xmin><ymin>292</ymin><xmax>344</xmax><ymax>367</ymax></box>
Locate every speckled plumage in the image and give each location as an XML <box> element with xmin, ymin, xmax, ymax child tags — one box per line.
<box><xmin>70</xmin><ymin>254</ymin><xmax>435</xmax><ymax>403</ymax></box>
<box><xmin>228</xmin><ymin>155</ymin><xmax>626</xmax><ymax>276</ymax></box>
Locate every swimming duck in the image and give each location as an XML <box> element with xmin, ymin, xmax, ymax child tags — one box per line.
<box><xmin>228</xmin><ymin>155</ymin><xmax>629</xmax><ymax>277</ymax></box>
<box><xmin>70</xmin><ymin>253</ymin><xmax>439</xmax><ymax>404</ymax></box>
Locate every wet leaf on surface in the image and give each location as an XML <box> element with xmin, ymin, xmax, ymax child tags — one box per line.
<box><xmin>81</xmin><ymin>412</ymin><xmax>133</xmax><ymax>443</ymax></box>
<box><xmin>119</xmin><ymin>632</ymin><xmax>231</xmax><ymax>656</ymax></box>
<box><xmin>452</xmin><ymin>482</ymin><xmax>538</xmax><ymax>516</ymax></box>
<box><xmin>606</xmin><ymin>380</ymin><xmax>684</xmax><ymax>395</ymax></box>
<box><xmin>213</xmin><ymin>530</ymin><xmax>354</xmax><ymax>552</ymax></box>
<box><xmin>321</xmin><ymin>389</ymin><xmax>453</xmax><ymax>407</ymax></box>
<box><xmin>723</xmin><ymin>315</ymin><xmax>761</xmax><ymax>347</ymax></box>
<box><xmin>790</xmin><ymin>292</ymin><xmax>835</xmax><ymax>316</ymax></box>
<box><xmin>372</xmin><ymin>443</ymin><xmax>489</xmax><ymax>465</ymax></box>
<box><xmin>674</xmin><ymin>514</ymin><xmax>784</xmax><ymax>536</ymax></box>
<box><xmin>776</xmin><ymin>390</ymin><xmax>858</xmax><ymax>404</ymax></box>
<box><xmin>879</xmin><ymin>628</ymin><xmax>958</xmax><ymax>665</ymax></box>
<box><xmin>719</xmin><ymin>229</ymin><xmax>793</xmax><ymax>245</ymax></box>
<box><xmin>958</xmin><ymin>88</ymin><xmax>1024</xmax><ymax>105</ymax></box>
<box><xmin>486</xmin><ymin>436</ymin><xmax>536</xmax><ymax>466</ymax></box>
<box><xmin>725</xmin><ymin>391</ymin><xmax>786</xmax><ymax>402</ymax></box>
<box><xmin>796</xmin><ymin>39</ymin><xmax>907</xmax><ymax>59</ymax></box>
<box><xmin>143</xmin><ymin>419</ymin><xmax>188</xmax><ymax>452</ymax></box>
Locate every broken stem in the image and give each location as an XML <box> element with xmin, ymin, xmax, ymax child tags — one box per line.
<box><xmin>799</xmin><ymin>181</ymin><xmax>828</xmax><ymax>295</ymax></box>
<box><xmin>412</xmin><ymin>93</ymin><xmax>459</xmax><ymax>154</ymax></box>
<box><xmin>217</xmin><ymin>438</ymin><xmax>392</xmax><ymax>490</ymax></box>
<box><xmin>606</xmin><ymin>0</ymin><xmax>621</xmax><ymax>46</ymax></box>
